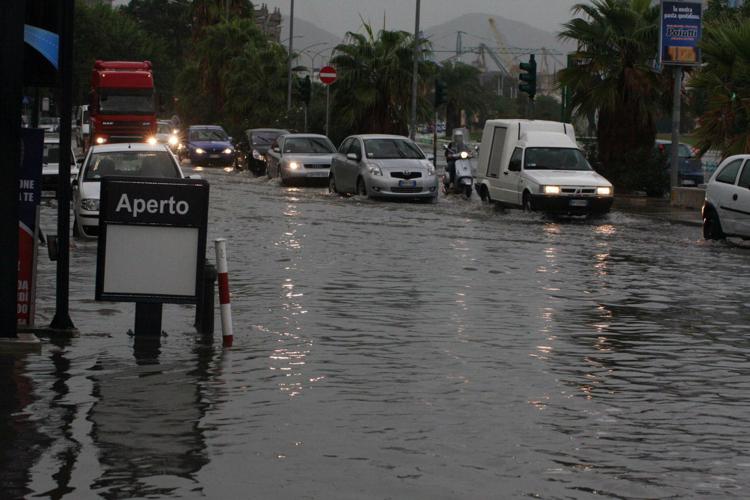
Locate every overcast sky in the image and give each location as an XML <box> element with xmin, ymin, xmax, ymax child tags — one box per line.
<box><xmin>259</xmin><ymin>0</ymin><xmax>583</xmax><ymax>36</ymax></box>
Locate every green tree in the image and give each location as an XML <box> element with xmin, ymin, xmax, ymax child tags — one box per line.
<box><xmin>438</xmin><ymin>62</ymin><xmax>486</xmax><ymax>136</ymax></box>
<box><xmin>691</xmin><ymin>18</ymin><xmax>750</xmax><ymax>156</ymax></box>
<box><xmin>330</xmin><ymin>24</ymin><xmax>433</xmax><ymax>136</ymax></box>
<box><xmin>558</xmin><ymin>0</ymin><xmax>666</xmax><ymax>166</ymax></box>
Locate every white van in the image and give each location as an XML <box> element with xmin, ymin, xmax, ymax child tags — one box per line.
<box><xmin>475</xmin><ymin>119</ymin><xmax>614</xmax><ymax>215</ymax></box>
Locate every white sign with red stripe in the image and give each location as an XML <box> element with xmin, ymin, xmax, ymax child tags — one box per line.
<box><xmin>319</xmin><ymin>65</ymin><xmax>337</xmax><ymax>85</ymax></box>
<box><xmin>215</xmin><ymin>238</ymin><xmax>234</xmax><ymax>347</ymax></box>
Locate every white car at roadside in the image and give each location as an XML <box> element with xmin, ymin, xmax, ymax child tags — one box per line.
<box><xmin>703</xmin><ymin>154</ymin><xmax>750</xmax><ymax>240</ymax></box>
<box><xmin>72</xmin><ymin>143</ymin><xmax>187</xmax><ymax>239</ymax></box>
<box><xmin>42</xmin><ymin>133</ymin><xmax>78</xmax><ymax>197</ymax></box>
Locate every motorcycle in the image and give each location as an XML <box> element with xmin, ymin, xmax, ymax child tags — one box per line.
<box><xmin>443</xmin><ymin>145</ymin><xmax>474</xmax><ymax>198</ymax></box>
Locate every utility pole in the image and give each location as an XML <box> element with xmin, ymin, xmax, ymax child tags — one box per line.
<box><xmin>50</xmin><ymin>0</ymin><xmax>75</xmax><ymax>332</ymax></box>
<box><xmin>409</xmin><ymin>0</ymin><xmax>420</xmax><ymax>140</ymax></box>
<box><xmin>0</xmin><ymin>0</ymin><xmax>25</xmax><ymax>339</ymax></box>
<box><xmin>286</xmin><ymin>0</ymin><xmax>295</xmax><ymax>112</ymax></box>
<box><xmin>669</xmin><ymin>66</ymin><xmax>682</xmax><ymax>190</ymax></box>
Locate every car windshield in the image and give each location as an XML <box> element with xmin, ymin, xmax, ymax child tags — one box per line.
<box><xmin>524</xmin><ymin>148</ymin><xmax>591</xmax><ymax>171</ymax></box>
<box><xmin>283</xmin><ymin>137</ymin><xmax>335</xmax><ymax>154</ymax></box>
<box><xmin>157</xmin><ymin>123</ymin><xmax>173</xmax><ymax>134</ymax></box>
<box><xmin>364</xmin><ymin>139</ymin><xmax>424</xmax><ymax>160</ymax></box>
<box><xmin>99</xmin><ymin>88</ymin><xmax>154</xmax><ymax>115</ymax></box>
<box><xmin>43</xmin><ymin>144</ymin><xmax>60</xmax><ymax>164</ymax></box>
<box><xmin>252</xmin><ymin>132</ymin><xmax>283</xmax><ymax>146</ymax></box>
<box><xmin>84</xmin><ymin>151</ymin><xmax>179</xmax><ymax>181</ymax></box>
<box><xmin>190</xmin><ymin>128</ymin><xmax>228</xmax><ymax>141</ymax></box>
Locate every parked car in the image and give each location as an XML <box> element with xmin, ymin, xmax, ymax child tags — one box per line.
<box><xmin>265</xmin><ymin>134</ymin><xmax>336</xmax><ymax>185</ymax></box>
<box><xmin>702</xmin><ymin>154</ymin><xmax>750</xmax><ymax>240</ymax></box>
<box><xmin>239</xmin><ymin>128</ymin><xmax>290</xmax><ymax>176</ymax></box>
<box><xmin>655</xmin><ymin>140</ymin><xmax>705</xmax><ymax>187</ymax></box>
<box><xmin>156</xmin><ymin>120</ymin><xmax>179</xmax><ymax>151</ymax></box>
<box><xmin>42</xmin><ymin>133</ymin><xmax>79</xmax><ymax>197</ymax></box>
<box><xmin>178</xmin><ymin>125</ymin><xmax>235</xmax><ymax>167</ymax></box>
<box><xmin>329</xmin><ymin>134</ymin><xmax>439</xmax><ymax>201</ymax></box>
<box><xmin>73</xmin><ymin>143</ymin><xmax>186</xmax><ymax>238</ymax></box>
<box><xmin>474</xmin><ymin>119</ymin><xmax>614</xmax><ymax>215</ymax></box>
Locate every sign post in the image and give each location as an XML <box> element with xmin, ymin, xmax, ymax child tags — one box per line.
<box><xmin>659</xmin><ymin>0</ymin><xmax>702</xmax><ymax>192</ymax></box>
<box><xmin>319</xmin><ymin>65</ymin><xmax>337</xmax><ymax>137</ymax></box>
<box><xmin>96</xmin><ymin>177</ymin><xmax>210</xmax><ymax>336</ymax></box>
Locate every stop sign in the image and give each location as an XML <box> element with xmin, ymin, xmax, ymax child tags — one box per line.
<box><xmin>319</xmin><ymin>66</ymin><xmax>337</xmax><ymax>86</ymax></box>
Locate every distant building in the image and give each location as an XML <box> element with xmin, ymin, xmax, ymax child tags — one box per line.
<box><xmin>254</xmin><ymin>3</ymin><xmax>281</xmax><ymax>43</ymax></box>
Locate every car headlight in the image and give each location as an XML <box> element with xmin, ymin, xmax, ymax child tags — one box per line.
<box><xmin>81</xmin><ymin>198</ymin><xmax>99</xmax><ymax>211</ymax></box>
<box><xmin>543</xmin><ymin>185</ymin><xmax>561</xmax><ymax>195</ymax></box>
<box><xmin>168</xmin><ymin>135</ymin><xmax>179</xmax><ymax>146</ymax></box>
<box><xmin>288</xmin><ymin>161</ymin><xmax>300</xmax><ymax>170</ymax></box>
<box><xmin>597</xmin><ymin>186</ymin><xmax>612</xmax><ymax>196</ymax></box>
<box><xmin>252</xmin><ymin>149</ymin><xmax>264</xmax><ymax>160</ymax></box>
<box><xmin>195</xmin><ymin>148</ymin><xmax>205</xmax><ymax>155</ymax></box>
<box><xmin>368</xmin><ymin>164</ymin><xmax>383</xmax><ymax>176</ymax></box>
<box><xmin>223</xmin><ymin>148</ymin><xmax>233</xmax><ymax>155</ymax></box>
<box><xmin>426</xmin><ymin>165</ymin><xmax>435</xmax><ymax>176</ymax></box>
<box><xmin>460</xmin><ymin>151</ymin><xmax>469</xmax><ymax>159</ymax></box>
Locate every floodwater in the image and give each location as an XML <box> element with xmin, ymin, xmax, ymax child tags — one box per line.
<box><xmin>3</xmin><ymin>168</ymin><xmax>750</xmax><ymax>499</ymax></box>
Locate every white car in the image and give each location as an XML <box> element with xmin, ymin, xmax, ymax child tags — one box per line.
<box><xmin>703</xmin><ymin>154</ymin><xmax>750</xmax><ymax>240</ymax></box>
<box><xmin>73</xmin><ymin>143</ymin><xmax>187</xmax><ymax>238</ymax></box>
<box><xmin>42</xmin><ymin>133</ymin><xmax>78</xmax><ymax>197</ymax></box>
<box><xmin>265</xmin><ymin>133</ymin><xmax>336</xmax><ymax>184</ymax></box>
<box><xmin>329</xmin><ymin>134</ymin><xmax>439</xmax><ymax>201</ymax></box>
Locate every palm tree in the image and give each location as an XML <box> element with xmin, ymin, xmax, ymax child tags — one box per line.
<box><xmin>691</xmin><ymin>18</ymin><xmax>750</xmax><ymax>156</ymax></box>
<box><xmin>438</xmin><ymin>62</ymin><xmax>486</xmax><ymax>135</ymax></box>
<box><xmin>558</xmin><ymin>0</ymin><xmax>665</xmax><ymax>165</ymax></box>
<box><xmin>330</xmin><ymin>23</ymin><xmax>433</xmax><ymax>135</ymax></box>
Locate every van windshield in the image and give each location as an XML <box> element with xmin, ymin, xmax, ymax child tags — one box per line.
<box><xmin>524</xmin><ymin>148</ymin><xmax>591</xmax><ymax>171</ymax></box>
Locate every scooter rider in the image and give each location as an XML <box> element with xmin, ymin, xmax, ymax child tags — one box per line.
<box><xmin>445</xmin><ymin>130</ymin><xmax>468</xmax><ymax>187</ymax></box>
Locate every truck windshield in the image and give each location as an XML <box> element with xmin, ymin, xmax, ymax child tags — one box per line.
<box><xmin>524</xmin><ymin>148</ymin><xmax>591</xmax><ymax>171</ymax></box>
<box><xmin>364</xmin><ymin>139</ymin><xmax>424</xmax><ymax>159</ymax></box>
<box><xmin>84</xmin><ymin>151</ymin><xmax>179</xmax><ymax>181</ymax></box>
<box><xmin>99</xmin><ymin>89</ymin><xmax>154</xmax><ymax>115</ymax></box>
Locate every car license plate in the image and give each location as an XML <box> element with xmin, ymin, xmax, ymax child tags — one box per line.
<box><xmin>569</xmin><ymin>199</ymin><xmax>589</xmax><ymax>207</ymax></box>
<box><xmin>311</xmin><ymin>171</ymin><xmax>327</xmax><ymax>177</ymax></box>
<box><xmin>210</xmin><ymin>154</ymin><xmax>220</xmax><ymax>159</ymax></box>
<box><xmin>399</xmin><ymin>180</ymin><xmax>416</xmax><ymax>187</ymax></box>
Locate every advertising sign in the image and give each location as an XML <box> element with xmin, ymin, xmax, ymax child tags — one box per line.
<box><xmin>660</xmin><ymin>1</ymin><xmax>702</xmax><ymax>66</ymax></box>
<box><xmin>18</xmin><ymin>128</ymin><xmax>43</xmax><ymax>326</ymax></box>
<box><xmin>96</xmin><ymin>177</ymin><xmax>209</xmax><ymax>304</ymax></box>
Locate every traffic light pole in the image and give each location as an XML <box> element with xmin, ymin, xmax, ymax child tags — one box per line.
<box><xmin>432</xmin><ymin>110</ymin><xmax>438</xmax><ymax>167</ymax></box>
<box><xmin>669</xmin><ymin>66</ymin><xmax>682</xmax><ymax>191</ymax></box>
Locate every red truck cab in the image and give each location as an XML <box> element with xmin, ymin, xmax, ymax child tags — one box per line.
<box><xmin>88</xmin><ymin>60</ymin><xmax>157</xmax><ymax>148</ymax></box>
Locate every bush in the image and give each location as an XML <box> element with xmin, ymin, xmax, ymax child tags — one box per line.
<box><xmin>598</xmin><ymin>147</ymin><xmax>670</xmax><ymax>197</ymax></box>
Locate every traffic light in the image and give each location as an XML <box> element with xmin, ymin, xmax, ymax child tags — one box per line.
<box><xmin>299</xmin><ymin>75</ymin><xmax>311</xmax><ymax>105</ymax></box>
<box><xmin>434</xmin><ymin>78</ymin><xmax>447</xmax><ymax>107</ymax></box>
<box><xmin>519</xmin><ymin>54</ymin><xmax>537</xmax><ymax>100</ymax></box>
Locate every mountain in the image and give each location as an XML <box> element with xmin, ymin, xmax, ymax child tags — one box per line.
<box><xmin>424</xmin><ymin>13</ymin><xmax>573</xmax><ymax>72</ymax></box>
<box><xmin>280</xmin><ymin>16</ymin><xmax>343</xmax><ymax>71</ymax></box>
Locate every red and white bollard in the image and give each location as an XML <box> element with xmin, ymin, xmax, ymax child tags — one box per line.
<box><xmin>214</xmin><ymin>238</ymin><xmax>234</xmax><ymax>347</ymax></box>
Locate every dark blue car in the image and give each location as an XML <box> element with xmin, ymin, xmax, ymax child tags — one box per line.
<box><xmin>179</xmin><ymin>125</ymin><xmax>236</xmax><ymax>167</ymax></box>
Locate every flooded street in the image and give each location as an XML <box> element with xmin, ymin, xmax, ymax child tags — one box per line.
<box><xmin>4</xmin><ymin>167</ymin><xmax>750</xmax><ymax>499</ymax></box>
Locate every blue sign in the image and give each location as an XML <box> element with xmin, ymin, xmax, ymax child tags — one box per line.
<box><xmin>24</xmin><ymin>24</ymin><xmax>59</xmax><ymax>69</ymax></box>
<box><xmin>660</xmin><ymin>1</ymin><xmax>702</xmax><ymax>66</ymax></box>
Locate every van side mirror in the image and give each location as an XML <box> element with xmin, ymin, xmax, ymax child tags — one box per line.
<box><xmin>508</xmin><ymin>160</ymin><xmax>521</xmax><ymax>172</ymax></box>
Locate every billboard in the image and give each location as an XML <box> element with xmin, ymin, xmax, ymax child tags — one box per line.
<box><xmin>660</xmin><ymin>1</ymin><xmax>703</xmax><ymax>66</ymax></box>
<box><xmin>18</xmin><ymin>129</ymin><xmax>43</xmax><ymax>326</ymax></box>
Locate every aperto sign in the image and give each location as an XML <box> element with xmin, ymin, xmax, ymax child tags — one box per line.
<box><xmin>95</xmin><ymin>177</ymin><xmax>209</xmax><ymax>303</ymax></box>
<box><xmin>660</xmin><ymin>1</ymin><xmax>702</xmax><ymax>66</ymax></box>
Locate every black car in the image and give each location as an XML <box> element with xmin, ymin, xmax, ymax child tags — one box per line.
<box><xmin>239</xmin><ymin>128</ymin><xmax>289</xmax><ymax>176</ymax></box>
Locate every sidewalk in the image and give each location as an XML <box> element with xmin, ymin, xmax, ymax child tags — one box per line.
<box><xmin>614</xmin><ymin>194</ymin><xmax>702</xmax><ymax>227</ymax></box>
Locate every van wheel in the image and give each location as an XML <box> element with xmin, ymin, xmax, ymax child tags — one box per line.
<box><xmin>523</xmin><ymin>192</ymin><xmax>534</xmax><ymax>212</ymax></box>
<box><xmin>479</xmin><ymin>185</ymin><xmax>489</xmax><ymax>202</ymax></box>
<box><xmin>328</xmin><ymin>174</ymin><xmax>338</xmax><ymax>194</ymax></box>
<box><xmin>356</xmin><ymin>177</ymin><xmax>368</xmax><ymax>197</ymax></box>
<box><xmin>703</xmin><ymin>209</ymin><xmax>725</xmax><ymax>240</ymax></box>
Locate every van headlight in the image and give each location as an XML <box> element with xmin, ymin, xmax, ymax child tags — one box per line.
<box><xmin>597</xmin><ymin>186</ymin><xmax>612</xmax><ymax>196</ymax></box>
<box><xmin>543</xmin><ymin>185</ymin><xmax>561</xmax><ymax>195</ymax></box>
<box><xmin>81</xmin><ymin>199</ymin><xmax>99</xmax><ymax>211</ymax></box>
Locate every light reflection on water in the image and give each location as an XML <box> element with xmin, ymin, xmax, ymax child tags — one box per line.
<box><xmin>4</xmin><ymin>170</ymin><xmax>750</xmax><ymax>498</ymax></box>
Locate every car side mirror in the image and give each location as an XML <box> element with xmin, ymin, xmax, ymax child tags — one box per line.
<box><xmin>188</xmin><ymin>174</ymin><xmax>202</xmax><ymax>180</ymax></box>
<box><xmin>228</xmin><ymin>136</ymin><xmax>233</xmax><ymax>143</ymax></box>
<box><xmin>273</xmin><ymin>146</ymin><xmax>280</xmax><ymax>153</ymax></box>
<box><xmin>346</xmin><ymin>153</ymin><xmax>359</xmax><ymax>161</ymax></box>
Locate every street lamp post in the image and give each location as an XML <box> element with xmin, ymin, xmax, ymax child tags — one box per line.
<box><xmin>410</xmin><ymin>0</ymin><xmax>421</xmax><ymax>140</ymax></box>
<box><xmin>286</xmin><ymin>0</ymin><xmax>295</xmax><ymax>112</ymax></box>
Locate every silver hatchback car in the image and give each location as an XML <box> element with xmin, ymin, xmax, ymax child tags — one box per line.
<box><xmin>329</xmin><ymin>134</ymin><xmax>439</xmax><ymax>201</ymax></box>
